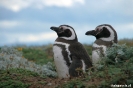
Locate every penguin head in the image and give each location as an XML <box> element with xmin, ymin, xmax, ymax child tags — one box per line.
<box><xmin>85</xmin><ymin>24</ymin><xmax>117</xmax><ymax>43</ymax></box>
<box><xmin>50</xmin><ymin>25</ymin><xmax>78</xmax><ymax>41</ymax></box>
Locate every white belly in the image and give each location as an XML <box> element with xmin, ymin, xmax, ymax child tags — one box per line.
<box><xmin>92</xmin><ymin>50</ymin><xmax>100</xmax><ymax>66</ymax></box>
<box><xmin>92</xmin><ymin>43</ymin><xmax>107</xmax><ymax>67</ymax></box>
<box><xmin>53</xmin><ymin>45</ymin><xmax>70</xmax><ymax>78</ymax></box>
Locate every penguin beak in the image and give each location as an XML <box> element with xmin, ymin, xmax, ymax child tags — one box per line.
<box><xmin>50</xmin><ymin>26</ymin><xmax>59</xmax><ymax>32</ymax></box>
<box><xmin>85</xmin><ymin>30</ymin><xmax>97</xmax><ymax>36</ymax></box>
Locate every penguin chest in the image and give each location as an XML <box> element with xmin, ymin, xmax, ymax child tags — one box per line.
<box><xmin>53</xmin><ymin>45</ymin><xmax>70</xmax><ymax>78</ymax></box>
<box><xmin>92</xmin><ymin>50</ymin><xmax>100</xmax><ymax>65</ymax></box>
<box><xmin>92</xmin><ymin>43</ymin><xmax>107</xmax><ymax>65</ymax></box>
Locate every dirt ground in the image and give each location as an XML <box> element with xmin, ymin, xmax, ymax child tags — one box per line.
<box><xmin>26</xmin><ymin>77</ymin><xmax>72</xmax><ymax>88</ymax></box>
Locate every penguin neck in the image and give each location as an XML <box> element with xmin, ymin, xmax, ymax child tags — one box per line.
<box><xmin>55</xmin><ymin>37</ymin><xmax>78</xmax><ymax>44</ymax></box>
<box><xmin>94</xmin><ymin>39</ymin><xmax>114</xmax><ymax>47</ymax></box>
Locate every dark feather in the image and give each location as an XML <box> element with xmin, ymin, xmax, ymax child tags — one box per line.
<box><xmin>69</xmin><ymin>55</ymin><xmax>82</xmax><ymax>77</ymax></box>
<box><xmin>69</xmin><ymin>42</ymin><xmax>92</xmax><ymax>69</ymax></box>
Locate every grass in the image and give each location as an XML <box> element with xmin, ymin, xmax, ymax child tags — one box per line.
<box><xmin>0</xmin><ymin>68</ymin><xmax>57</xmax><ymax>88</ymax></box>
<box><xmin>0</xmin><ymin>68</ymin><xmax>39</xmax><ymax>88</ymax></box>
<box><xmin>16</xmin><ymin>45</ymin><xmax>54</xmax><ymax>65</ymax></box>
<box><xmin>0</xmin><ymin>38</ymin><xmax>133</xmax><ymax>88</ymax></box>
<box><xmin>118</xmin><ymin>38</ymin><xmax>133</xmax><ymax>46</ymax></box>
<box><xmin>83</xmin><ymin>44</ymin><xmax>92</xmax><ymax>55</ymax></box>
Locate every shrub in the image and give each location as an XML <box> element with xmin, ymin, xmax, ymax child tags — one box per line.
<box><xmin>0</xmin><ymin>46</ymin><xmax>57</xmax><ymax>77</ymax></box>
<box><xmin>95</xmin><ymin>43</ymin><xmax>133</xmax><ymax>87</ymax></box>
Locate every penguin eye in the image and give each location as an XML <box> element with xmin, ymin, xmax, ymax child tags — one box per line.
<box><xmin>103</xmin><ymin>27</ymin><xmax>107</xmax><ymax>30</ymax></box>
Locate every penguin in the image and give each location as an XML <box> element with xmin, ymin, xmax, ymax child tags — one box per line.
<box><xmin>50</xmin><ymin>25</ymin><xmax>92</xmax><ymax>78</ymax></box>
<box><xmin>85</xmin><ymin>24</ymin><xmax>118</xmax><ymax>67</ymax></box>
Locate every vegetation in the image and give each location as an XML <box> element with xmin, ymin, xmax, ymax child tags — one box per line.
<box><xmin>118</xmin><ymin>38</ymin><xmax>133</xmax><ymax>46</ymax></box>
<box><xmin>16</xmin><ymin>45</ymin><xmax>54</xmax><ymax>65</ymax></box>
<box><xmin>0</xmin><ymin>68</ymin><xmax>37</xmax><ymax>88</ymax></box>
<box><xmin>0</xmin><ymin>39</ymin><xmax>133</xmax><ymax>88</ymax></box>
<box><xmin>0</xmin><ymin>46</ymin><xmax>57</xmax><ymax>78</ymax></box>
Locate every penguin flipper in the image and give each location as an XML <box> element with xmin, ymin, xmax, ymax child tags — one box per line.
<box><xmin>69</xmin><ymin>42</ymin><xmax>92</xmax><ymax>68</ymax></box>
<box><xmin>69</xmin><ymin>55</ymin><xmax>82</xmax><ymax>77</ymax></box>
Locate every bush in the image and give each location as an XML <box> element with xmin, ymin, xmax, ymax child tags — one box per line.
<box><xmin>0</xmin><ymin>46</ymin><xmax>57</xmax><ymax>77</ymax></box>
<box><xmin>94</xmin><ymin>43</ymin><xmax>133</xmax><ymax>87</ymax></box>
